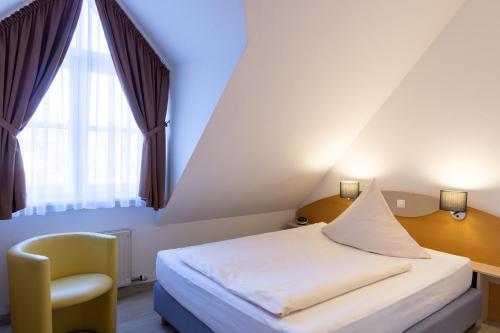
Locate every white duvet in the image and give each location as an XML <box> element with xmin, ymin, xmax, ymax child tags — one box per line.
<box><xmin>178</xmin><ymin>223</ymin><xmax>412</xmax><ymax>317</ymax></box>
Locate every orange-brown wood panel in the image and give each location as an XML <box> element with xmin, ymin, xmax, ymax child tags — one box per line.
<box><xmin>296</xmin><ymin>195</ymin><xmax>352</xmax><ymax>224</ymax></box>
<box><xmin>297</xmin><ymin>195</ymin><xmax>500</xmax><ymax>320</ymax></box>
<box><xmin>490</xmin><ymin>284</ymin><xmax>500</xmax><ymax>322</ymax></box>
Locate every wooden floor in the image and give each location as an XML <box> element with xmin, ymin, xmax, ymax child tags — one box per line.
<box><xmin>0</xmin><ymin>285</ymin><xmax>499</xmax><ymax>333</ymax></box>
<box><xmin>469</xmin><ymin>321</ymin><xmax>500</xmax><ymax>333</ymax></box>
<box><xmin>0</xmin><ymin>286</ymin><xmax>176</xmax><ymax>333</ymax></box>
<box><xmin>116</xmin><ymin>287</ymin><xmax>176</xmax><ymax>333</ymax></box>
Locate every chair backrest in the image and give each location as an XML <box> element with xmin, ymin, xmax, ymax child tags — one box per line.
<box><xmin>19</xmin><ymin>232</ymin><xmax>117</xmax><ymax>280</ymax></box>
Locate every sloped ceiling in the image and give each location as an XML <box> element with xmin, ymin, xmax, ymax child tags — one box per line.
<box><xmin>0</xmin><ymin>0</ymin><xmax>468</xmax><ymax>224</ymax></box>
<box><xmin>0</xmin><ymin>0</ymin><xmax>30</xmax><ymax>18</ymax></box>
<box><xmin>162</xmin><ymin>0</ymin><xmax>467</xmax><ymax>223</ymax></box>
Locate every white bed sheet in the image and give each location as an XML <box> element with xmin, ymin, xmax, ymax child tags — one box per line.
<box><xmin>177</xmin><ymin>223</ymin><xmax>412</xmax><ymax>317</ymax></box>
<box><xmin>156</xmin><ymin>243</ymin><xmax>471</xmax><ymax>333</ymax></box>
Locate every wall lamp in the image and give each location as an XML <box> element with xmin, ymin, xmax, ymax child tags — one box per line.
<box><xmin>440</xmin><ymin>190</ymin><xmax>468</xmax><ymax>220</ymax></box>
<box><xmin>340</xmin><ymin>180</ymin><xmax>359</xmax><ymax>200</ymax></box>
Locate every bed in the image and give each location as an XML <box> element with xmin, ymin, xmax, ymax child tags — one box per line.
<box><xmin>153</xmin><ymin>224</ymin><xmax>481</xmax><ymax>333</ymax></box>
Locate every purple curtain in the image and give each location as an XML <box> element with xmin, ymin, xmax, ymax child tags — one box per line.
<box><xmin>0</xmin><ymin>0</ymin><xmax>82</xmax><ymax>220</ymax></box>
<box><xmin>95</xmin><ymin>0</ymin><xmax>170</xmax><ymax>210</ymax></box>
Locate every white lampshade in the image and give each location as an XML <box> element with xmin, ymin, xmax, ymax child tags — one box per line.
<box><xmin>340</xmin><ymin>181</ymin><xmax>359</xmax><ymax>200</ymax></box>
<box><xmin>440</xmin><ymin>190</ymin><xmax>467</xmax><ymax>212</ymax></box>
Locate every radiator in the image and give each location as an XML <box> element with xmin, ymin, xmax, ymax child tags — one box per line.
<box><xmin>101</xmin><ymin>229</ymin><xmax>132</xmax><ymax>287</ymax></box>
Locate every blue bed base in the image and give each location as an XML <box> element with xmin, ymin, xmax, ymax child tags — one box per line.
<box><xmin>154</xmin><ymin>282</ymin><xmax>481</xmax><ymax>333</ymax></box>
<box><xmin>154</xmin><ymin>282</ymin><xmax>212</xmax><ymax>332</ymax></box>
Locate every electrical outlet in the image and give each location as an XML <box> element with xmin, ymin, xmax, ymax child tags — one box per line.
<box><xmin>397</xmin><ymin>199</ymin><xmax>406</xmax><ymax>209</ymax></box>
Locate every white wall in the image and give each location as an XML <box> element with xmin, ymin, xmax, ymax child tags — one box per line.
<box><xmin>162</xmin><ymin>0</ymin><xmax>465</xmax><ymax>224</ymax></box>
<box><xmin>166</xmin><ymin>58</ymin><xmax>245</xmax><ymax>195</ymax></box>
<box><xmin>304</xmin><ymin>0</ymin><xmax>500</xmax><ymax>217</ymax></box>
<box><xmin>0</xmin><ymin>207</ymin><xmax>293</xmax><ymax>315</ymax></box>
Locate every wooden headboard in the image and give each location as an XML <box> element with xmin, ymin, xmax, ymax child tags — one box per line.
<box><xmin>299</xmin><ymin>191</ymin><xmax>440</xmax><ymax>221</ymax></box>
<box><xmin>297</xmin><ymin>191</ymin><xmax>500</xmax><ymax>266</ymax></box>
<box><xmin>297</xmin><ymin>191</ymin><xmax>500</xmax><ymax>321</ymax></box>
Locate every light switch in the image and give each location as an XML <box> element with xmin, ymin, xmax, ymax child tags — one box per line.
<box><xmin>397</xmin><ymin>199</ymin><xmax>406</xmax><ymax>209</ymax></box>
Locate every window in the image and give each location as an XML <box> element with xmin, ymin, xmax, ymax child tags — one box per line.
<box><xmin>16</xmin><ymin>0</ymin><xmax>143</xmax><ymax>216</ymax></box>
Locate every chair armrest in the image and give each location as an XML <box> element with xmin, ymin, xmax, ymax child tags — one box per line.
<box><xmin>82</xmin><ymin>233</ymin><xmax>118</xmax><ymax>282</ymax></box>
<box><xmin>7</xmin><ymin>246</ymin><xmax>52</xmax><ymax>332</ymax></box>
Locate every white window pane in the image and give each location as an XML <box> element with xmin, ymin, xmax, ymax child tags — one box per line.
<box><xmin>31</xmin><ymin>68</ymin><xmax>70</xmax><ymax>125</ymax></box>
<box><xmin>88</xmin><ymin>130</ymin><xmax>110</xmax><ymax>184</ymax></box>
<box><xmin>89</xmin><ymin>73</ymin><xmax>112</xmax><ymax>126</ymax></box>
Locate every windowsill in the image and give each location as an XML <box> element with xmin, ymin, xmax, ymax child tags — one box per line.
<box><xmin>14</xmin><ymin>198</ymin><xmax>145</xmax><ymax>217</ymax></box>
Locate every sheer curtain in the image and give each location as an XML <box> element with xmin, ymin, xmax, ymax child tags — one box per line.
<box><xmin>16</xmin><ymin>0</ymin><xmax>143</xmax><ymax>216</ymax></box>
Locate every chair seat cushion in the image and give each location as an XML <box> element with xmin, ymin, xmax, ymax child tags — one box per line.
<box><xmin>51</xmin><ymin>273</ymin><xmax>113</xmax><ymax>310</ymax></box>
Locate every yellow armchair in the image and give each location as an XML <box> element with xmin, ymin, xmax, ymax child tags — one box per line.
<box><xmin>7</xmin><ymin>232</ymin><xmax>118</xmax><ymax>333</ymax></box>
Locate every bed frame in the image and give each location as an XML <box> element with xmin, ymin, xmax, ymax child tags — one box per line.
<box><xmin>153</xmin><ymin>282</ymin><xmax>481</xmax><ymax>333</ymax></box>
<box><xmin>153</xmin><ymin>190</ymin><xmax>488</xmax><ymax>331</ymax></box>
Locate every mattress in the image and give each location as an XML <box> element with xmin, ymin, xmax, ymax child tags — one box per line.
<box><xmin>156</xmin><ymin>235</ymin><xmax>471</xmax><ymax>333</ymax></box>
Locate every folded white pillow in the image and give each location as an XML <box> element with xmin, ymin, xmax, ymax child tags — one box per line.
<box><xmin>322</xmin><ymin>180</ymin><xmax>430</xmax><ymax>259</ymax></box>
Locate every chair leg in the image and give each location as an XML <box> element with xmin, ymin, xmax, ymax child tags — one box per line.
<box><xmin>161</xmin><ymin>318</ymin><xmax>170</xmax><ymax>326</ymax></box>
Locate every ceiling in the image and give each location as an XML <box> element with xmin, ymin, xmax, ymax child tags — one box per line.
<box><xmin>0</xmin><ymin>0</ymin><xmax>468</xmax><ymax>224</ymax></box>
<box><xmin>161</xmin><ymin>0</ymin><xmax>466</xmax><ymax>223</ymax></box>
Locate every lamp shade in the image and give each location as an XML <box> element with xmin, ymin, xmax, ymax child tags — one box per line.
<box><xmin>340</xmin><ymin>181</ymin><xmax>359</xmax><ymax>200</ymax></box>
<box><xmin>440</xmin><ymin>190</ymin><xmax>467</xmax><ymax>212</ymax></box>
